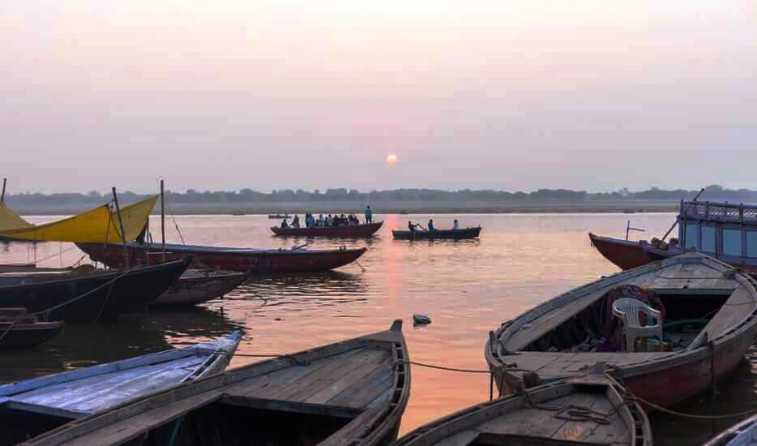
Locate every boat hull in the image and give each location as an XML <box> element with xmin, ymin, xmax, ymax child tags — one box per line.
<box><xmin>0</xmin><ymin>259</ymin><xmax>189</xmax><ymax>323</ymax></box>
<box><xmin>0</xmin><ymin>321</ymin><xmax>63</xmax><ymax>349</ymax></box>
<box><xmin>151</xmin><ymin>270</ymin><xmax>247</xmax><ymax>306</ymax></box>
<box><xmin>589</xmin><ymin>232</ymin><xmax>757</xmax><ymax>276</ymax></box>
<box><xmin>589</xmin><ymin>232</ymin><xmax>663</xmax><ymax>270</ymax></box>
<box><xmin>489</xmin><ymin>320</ymin><xmax>757</xmax><ymax>409</ymax></box>
<box><xmin>271</xmin><ymin>221</ymin><xmax>383</xmax><ymax>238</ymax></box>
<box><xmin>77</xmin><ymin>243</ymin><xmax>366</xmax><ymax>274</ymax></box>
<box><xmin>392</xmin><ymin>227</ymin><xmax>481</xmax><ymax>240</ymax></box>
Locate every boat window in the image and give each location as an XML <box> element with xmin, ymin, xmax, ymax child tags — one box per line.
<box><xmin>748</xmin><ymin>232</ymin><xmax>757</xmax><ymax>258</ymax></box>
<box><xmin>685</xmin><ymin>223</ymin><xmax>699</xmax><ymax>249</ymax></box>
<box><xmin>723</xmin><ymin>229</ymin><xmax>742</xmax><ymax>257</ymax></box>
<box><xmin>701</xmin><ymin>225</ymin><xmax>716</xmax><ymax>253</ymax></box>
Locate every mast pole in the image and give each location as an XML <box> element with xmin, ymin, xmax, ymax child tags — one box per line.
<box><xmin>160</xmin><ymin>179</ymin><xmax>166</xmax><ymax>262</ymax></box>
<box><xmin>112</xmin><ymin>187</ymin><xmax>129</xmax><ymax>268</ymax></box>
<box><xmin>1</xmin><ymin>178</ymin><xmax>6</xmax><ymax>203</ymax></box>
<box><xmin>662</xmin><ymin>187</ymin><xmax>705</xmax><ymax>242</ymax></box>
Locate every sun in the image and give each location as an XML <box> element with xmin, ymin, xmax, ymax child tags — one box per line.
<box><xmin>386</xmin><ymin>153</ymin><xmax>398</xmax><ymax>167</ymax></box>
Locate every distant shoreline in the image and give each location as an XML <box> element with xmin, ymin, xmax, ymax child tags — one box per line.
<box><xmin>15</xmin><ymin>200</ymin><xmax>679</xmax><ymax>216</ymax></box>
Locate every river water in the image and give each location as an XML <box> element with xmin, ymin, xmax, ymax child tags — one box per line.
<box><xmin>2</xmin><ymin>212</ymin><xmax>756</xmax><ymax>444</ymax></box>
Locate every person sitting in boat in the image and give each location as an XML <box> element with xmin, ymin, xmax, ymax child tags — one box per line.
<box><xmin>281</xmin><ymin>219</ymin><xmax>289</xmax><ymax>229</ymax></box>
<box><xmin>292</xmin><ymin>215</ymin><xmax>301</xmax><ymax>228</ymax></box>
<box><xmin>317</xmin><ymin>214</ymin><xmax>324</xmax><ymax>226</ymax></box>
<box><xmin>408</xmin><ymin>221</ymin><xmax>421</xmax><ymax>232</ymax></box>
<box><xmin>365</xmin><ymin>205</ymin><xmax>373</xmax><ymax>223</ymax></box>
<box><xmin>325</xmin><ymin>214</ymin><xmax>333</xmax><ymax>226</ymax></box>
<box><xmin>427</xmin><ymin>219</ymin><xmax>435</xmax><ymax>231</ymax></box>
<box><xmin>452</xmin><ymin>219</ymin><xmax>459</xmax><ymax>230</ymax></box>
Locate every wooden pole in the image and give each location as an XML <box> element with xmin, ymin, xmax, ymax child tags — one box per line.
<box><xmin>662</xmin><ymin>188</ymin><xmax>705</xmax><ymax>241</ymax></box>
<box><xmin>160</xmin><ymin>179</ymin><xmax>166</xmax><ymax>262</ymax></box>
<box><xmin>111</xmin><ymin>187</ymin><xmax>129</xmax><ymax>268</ymax></box>
<box><xmin>1</xmin><ymin>178</ymin><xmax>6</xmax><ymax>203</ymax></box>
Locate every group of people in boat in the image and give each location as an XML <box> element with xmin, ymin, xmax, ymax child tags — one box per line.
<box><xmin>280</xmin><ymin>205</ymin><xmax>374</xmax><ymax>229</ymax></box>
<box><xmin>281</xmin><ymin>212</ymin><xmax>363</xmax><ymax>229</ymax></box>
<box><xmin>407</xmin><ymin>218</ymin><xmax>460</xmax><ymax>232</ymax></box>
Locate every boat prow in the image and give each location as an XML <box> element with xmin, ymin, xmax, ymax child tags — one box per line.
<box><xmin>396</xmin><ymin>375</ymin><xmax>651</xmax><ymax>446</ymax></box>
<box><xmin>0</xmin><ymin>331</ymin><xmax>241</xmax><ymax>445</ymax></box>
<box><xmin>22</xmin><ymin>321</ymin><xmax>410</xmax><ymax>446</ymax></box>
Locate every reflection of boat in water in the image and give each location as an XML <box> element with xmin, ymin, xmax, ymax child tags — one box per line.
<box><xmin>232</xmin><ymin>270</ymin><xmax>368</xmax><ymax>302</ymax></box>
<box><xmin>0</xmin><ymin>332</ymin><xmax>240</xmax><ymax>446</ymax></box>
<box><xmin>0</xmin><ymin>308</ymin><xmax>62</xmax><ymax>349</ymax></box>
<box><xmin>0</xmin><ymin>307</ymin><xmax>243</xmax><ymax>385</ymax></box>
<box><xmin>25</xmin><ymin>321</ymin><xmax>409</xmax><ymax>446</ymax></box>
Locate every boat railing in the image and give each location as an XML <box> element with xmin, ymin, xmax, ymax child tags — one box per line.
<box><xmin>679</xmin><ymin>201</ymin><xmax>757</xmax><ymax>224</ymax></box>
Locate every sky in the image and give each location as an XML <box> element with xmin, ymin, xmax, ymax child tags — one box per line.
<box><xmin>2</xmin><ymin>1</ymin><xmax>756</xmax><ymax>194</ymax></box>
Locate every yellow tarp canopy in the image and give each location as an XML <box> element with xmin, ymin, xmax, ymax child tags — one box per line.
<box><xmin>0</xmin><ymin>196</ymin><xmax>158</xmax><ymax>243</ymax></box>
<box><xmin>0</xmin><ymin>202</ymin><xmax>33</xmax><ymax>232</ymax></box>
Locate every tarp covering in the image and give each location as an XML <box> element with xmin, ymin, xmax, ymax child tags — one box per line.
<box><xmin>0</xmin><ymin>196</ymin><xmax>158</xmax><ymax>243</ymax></box>
<box><xmin>0</xmin><ymin>202</ymin><xmax>33</xmax><ymax>232</ymax></box>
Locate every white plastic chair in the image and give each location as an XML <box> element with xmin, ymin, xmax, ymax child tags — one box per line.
<box><xmin>612</xmin><ymin>298</ymin><xmax>663</xmax><ymax>352</ymax></box>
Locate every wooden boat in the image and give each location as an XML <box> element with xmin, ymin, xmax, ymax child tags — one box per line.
<box><xmin>0</xmin><ymin>265</ymin><xmax>246</xmax><ymax>308</ymax></box>
<box><xmin>23</xmin><ymin>320</ymin><xmax>410</xmax><ymax>446</ymax></box>
<box><xmin>0</xmin><ymin>258</ymin><xmax>190</xmax><ymax>323</ymax></box>
<box><xmin>395</xmin><ymin>374</ymin><xmax>652</xmax><ymax>446</ymax></box>
<box><xmin>77</xmin><ymin>242</ymin><xmax>367</xmax><ymax>274</ymax></box>
<box><xmin>591</xmin><ymin>200</ymin><xmax>757</xmax><ymax>276</ymax></box>
<box><xmin>0</xmin><ymin>332</ymin><xmax>240</xmax><ymax>446</ymax></box>
<box><xmin>485</xmin><ymin>252</ymin><xmax>757</xmax><ymax>409</ymax></box>
<box><xmin>392</xmin><ymin>226</ymin><xmax>481</xmax><ymax>240</ymax></box>
<box><xmin>0</xmin><ymin>308</ymin><xmax>62</xmax><ymax>349</ymax></box>
<box><xmin>704</xmin><ymin>413</ymin><xmax>757</xmax><ymax>445</ymax></box>
<box><xmin>151</xmin><ymin>269</ymin><xmax>247</xmax><ymax>307</ymax></box>
<box><xmin>271</xmin><ymin>221</ymin><xmax>383</xmax><ymax>238</ymax></box>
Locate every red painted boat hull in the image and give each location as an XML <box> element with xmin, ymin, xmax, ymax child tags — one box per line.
<box><xmin>589</xmin><ymin>233</ymin><xmax>757</xmax><ymax>276</ymax></box>
<box><xmin>271</xmin><ymin>221</ymin><xmax>383</xmax><ymax>238</ymax></box>
<box><xmin>588</xmin><ymin>233</ymin><xmax>664</xmax><ymax>270</ymax></box>
<box><xmin>77</xmin><ymin>243</ymin><xmax>366</xmax><ymax>274</ymax></box>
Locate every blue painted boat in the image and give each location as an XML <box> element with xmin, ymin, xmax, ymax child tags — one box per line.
<box><xmin>0</xmin><ymin>331</ymin><xmax>241</xmax><ymax>445</ymax></box>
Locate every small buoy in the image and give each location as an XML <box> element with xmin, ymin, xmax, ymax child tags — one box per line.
<box><xmin>413</xmin><ymin>314</ymin><xmax>431</xmax><ymax>325</ymax></box>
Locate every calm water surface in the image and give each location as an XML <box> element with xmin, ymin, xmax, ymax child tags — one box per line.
<box><xmin>2</xmin><ymin>213</ymin><xmax>756</xmax><ymax>444</ymax></box>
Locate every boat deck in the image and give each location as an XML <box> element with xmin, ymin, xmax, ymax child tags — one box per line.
<box><xmin>40</xmin><ymin>342</ymin><xmax>399</xmax><ymax>446</ymax></box>
<box><xmin>434</xmin><ymin>391</ymin><xmax>631</xmax><ymax>445</ymax></box>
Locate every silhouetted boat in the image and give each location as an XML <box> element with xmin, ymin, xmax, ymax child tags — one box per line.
<box><xmin>485</xmin><ymin>253</ymin><xmax>757</xmax><ymax>409</ymax></box>
<box><xmin>271</xmin><ymin>221</ymin><xmax>383</xmax><ymax>238</ymax></box>
<box><xmin>23</xmin><ymin>321</ymin><xmax>409</xmax><ymax>446</ymax></box>
<box><xmin>78</xmin><ymin>242</ymin><xmax>366</xmax><ymax>274</ymax></box>
<box><xmin>392</xmin><ymin>226</ymin><xmax>481</xmax><ymax>240</ymax></box>
<box><xmin>0</xmin><ymin>332</ymin><xmax>240</xmax><ymax>446</ymax></box>
<box><xmin>268</xmin><ymin>213</ymin><xmax>291</xmax><ymax>219</ymax></box>
<box><xmin>151</xmin><ymin>269</ymin><xmax>247</xmax><ymax>307</ymax></box>
<box><xmin>705</xmin><ymin>413</ymin><xmax>757</xmax><ymax>445</ymax></box>
<box><xmin>0</xmin><ymin>308</ymin><xmax>62</xmax><ymax>349</ymax></box>
<box><xmin>395</xmin><ymin>374</ymin><xmax>651</xmax><ymax>446</ymax></box>
<box><xmin>591</xmin><ymin>200</ymin><xmax>757</xmax><ymax>276</ymax></box>
<box><xmin>0</xmin><ymin>258</ymin><xmax>190</xmax><ymax>323</ymax></box>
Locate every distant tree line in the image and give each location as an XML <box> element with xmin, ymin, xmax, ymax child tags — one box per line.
<box><xmin>4</xmin><ymin>185</ymin><xmax>757</xmax><ymax>207</ymax></box>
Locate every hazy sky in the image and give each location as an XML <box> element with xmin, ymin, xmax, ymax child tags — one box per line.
<box><xmin>2</xmin><ymin>1</ymin><xmax>756</xmax><ymax>193</ymax></box>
